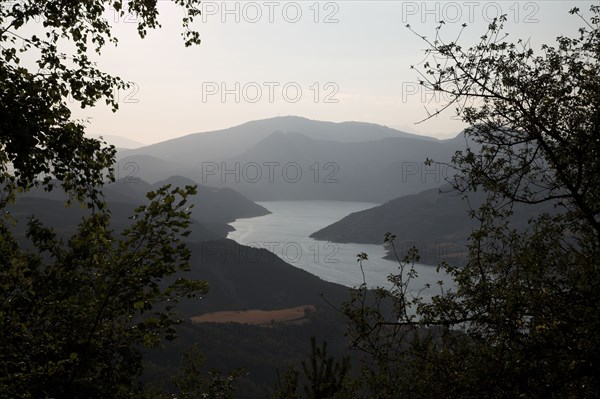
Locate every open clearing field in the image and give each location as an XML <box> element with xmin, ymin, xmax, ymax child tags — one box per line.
<box><xmin>190</xmin><ymin>305</ymin><xmax>316</xmax><ymax>326</ymax></box>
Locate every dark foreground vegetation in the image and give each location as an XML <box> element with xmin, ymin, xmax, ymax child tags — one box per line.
<box><xmin>1</xmin><ymin>1</ymin><xmax>599</xmax><ymax>398</ymax></box>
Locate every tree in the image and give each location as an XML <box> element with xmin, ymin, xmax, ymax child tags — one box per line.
<box><xmin>166</xmin><ymin>343</ymin><xmax>243</xmax><ymax>399</ymax></box>
<box><xmin>272</xmin><ymin>336</ymin><xmax>351</xmax><ymax>399</ymax></box>
<box><xmin>340</xmin><ymin>6</ymin><xmax>600</xmax><ymax>398</ymax></box>
<box><xmin>0</xmin><ymin>0</ymin><xmax>201</xmax><ymax>204</ymax></box>
<box><xmin>1</xmin><ymin>184</ymin><xmax>207</xmax><ymax>398</ymax></box>
<box><xmin>1</xmin><ymin>1</ymin><xmax>206</xmax><ymax>397</ymax></box>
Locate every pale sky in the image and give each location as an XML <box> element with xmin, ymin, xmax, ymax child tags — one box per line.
<box><xmin>60</xmin><ymin>1</ymin><xmax>599</xmax><ymax>144</ymax></box>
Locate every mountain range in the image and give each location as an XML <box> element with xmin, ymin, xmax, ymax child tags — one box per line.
<box><xmin>8</xmin><ymin>176</ymin><xmax>350</xmax><ymax>316</ymax></box>
<box><xmin>310</xmin><ymin>186</ymin><xmax>560</xmax><ymax>265</ymax></box>
<box><xmin>11</xmin><ymin>175</ymin><xmax>270</xmax><ymax>238</ymax></box>
<box><xmin>116</xmin><ymin>116</ymin><xmax>468</xmax><ymax>202</ymax></box>
<box><xmin>87</xmin><ymin>134</ymin><xmax>147</xmax><ymax>149</ymax></box>
<box><xmin>9</xmin><ymin>116</ymin><xmax>495</xmax><ymax>397</ymax></box>
<box><xmin>118</xmin><ymin>115</ymin><xmax>437</xmax><ymax>162</ymax></box>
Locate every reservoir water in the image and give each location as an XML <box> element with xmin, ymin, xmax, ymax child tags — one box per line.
<box><xmin>227</xmin><ymin>201</ymin><xmax>454</xmax><ymax>299</ymax></box>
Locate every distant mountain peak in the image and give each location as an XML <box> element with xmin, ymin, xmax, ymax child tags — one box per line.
<box><xmin>153</xmin><ymin>175</ymin><xmax>198</xmax><ymax>188</ymax></box>
<box><xmin>88</xmin><ymin>134</ymin><xmax>146</xmax><ymax>149</ymax></box>
<box><xmin>114</xmin><ymin>117</ymin><xmax>464</xmax><ymax>203</ymax></box>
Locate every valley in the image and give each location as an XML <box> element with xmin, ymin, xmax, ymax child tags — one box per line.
<box><xmin>8</xmin><ymin>116</ymin><xmax>472</xmax><ymax>397</ymax></box>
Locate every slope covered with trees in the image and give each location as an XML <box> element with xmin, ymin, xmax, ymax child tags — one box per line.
<box><xmin>2</xmin><ymin>1</ymin><xmax>599</xmax><ymax>398</ymax></box>
<box><xmin>315</xmin><ymin>6</ymin><xmax>600</xmax><ymax>398</ymax></box>
<box><xmin>0</xmin><ymin>1</ymin><xmax>208</xmax><ymax>397</ymax></box>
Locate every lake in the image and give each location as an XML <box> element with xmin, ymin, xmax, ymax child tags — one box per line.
<box><xmin>227</xmin><ymin>201</ymin><xmax>454</xmax><ymax>299</ymax></box>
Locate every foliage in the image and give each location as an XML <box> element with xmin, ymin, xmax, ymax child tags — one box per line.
<box><xmin>340</xmin><ymin>6</ymin><xmax>600</xmax><ymax>398</ymax></box>
<box><xmin>0</xmin><ymin>184</ymin><xmax>207</xmax><ymax>398</ymax></box>
<box><xmin>1</xmin><ymin>1</ymin><xmax>207</xmax><ymax>397</ymax></box>
<box><xmin>0</xmin><ymin>0</ymin><xmax>201</xmax><ymax>204</ymax></box>
<box><xmin>167</xmin><ymin>344</ymin><xmax>244</xmax><ymax>399</ymax></box>
<box><xmin>272</xmin><ymin>336</ymin><xmax>351</xmax><ymax>399</ymax></box>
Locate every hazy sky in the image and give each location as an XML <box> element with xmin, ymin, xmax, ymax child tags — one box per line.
<box><xmin>63</xmin><ymin>1</ymin><xmax>599</xmax><ymax>144</ymax></box>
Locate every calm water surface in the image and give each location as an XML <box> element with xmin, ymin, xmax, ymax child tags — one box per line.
<box><xmin>227</xmin><ymin>201</ymin><xmax>453</xmax><ymax>298</ymax></box>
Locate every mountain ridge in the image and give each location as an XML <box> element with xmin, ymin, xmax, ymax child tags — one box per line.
<box><xmin>118</xmin><ymin>115</ymin><xmax>446</xmax><ymax>163</ymax></box>
<box><xmin>310</xmin><ymin>185</ymin><xmax>560</xmax><ymax>265</ymax></box>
